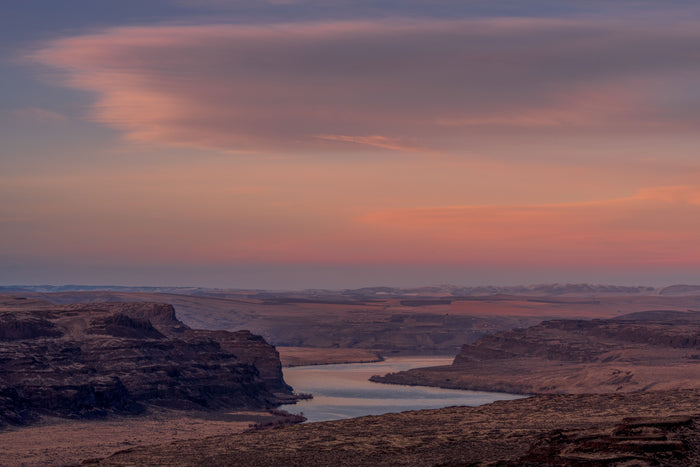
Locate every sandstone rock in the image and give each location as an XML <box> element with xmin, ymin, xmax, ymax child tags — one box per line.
<box><xmin>0</xmin><ymin>300</ymin><xmax>295</xmax><ymax>428</ymax></box>
<box><xmin>373</xmin><ymin>310</ymin><xmax>700</xmax><ymax>394</ymax></box>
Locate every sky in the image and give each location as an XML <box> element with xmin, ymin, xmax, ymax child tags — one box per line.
<box><xmin>2</xmin><ymin>1</ymin><xmax>700</xmax><ymax>289</ymax></box>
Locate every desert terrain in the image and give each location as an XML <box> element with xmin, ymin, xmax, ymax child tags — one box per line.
<box><xmin>372</xmin><ymin>309</ymin><xmax>700</xmax><ymax>395</ymax></box>
<box><xmin>0</xmin><ymin>294</ymin><xmax>304</xmax><ymax>465</ymax></box>
<box><xmin>84</xmin><ymin>389</ymin><xmax>700</xmax><ymax>466</ymax></box>
<box><xmin>5</xmin><ymin>284</ymin><xmax>700</xmax><ymax>358</ymax></box>
<box><xmin>0</xmin><ymin>408</ymin><xmax>295</xmax><ymax>467</ymax></box>
<box><xmin>4</xmin><ymin>285</ymin><xmax>700</xmax><ymax>465</ymax></box>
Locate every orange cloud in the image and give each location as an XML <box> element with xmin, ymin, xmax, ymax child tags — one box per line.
<box><xmin>435</xmin><ymin>84</ymin><xmax>644</xmax><ymax>128</ymax></box>
<box><xmin>632</xmin><ymin>185</ymin><xmax>700</xmax><ymax>205</ymax></box>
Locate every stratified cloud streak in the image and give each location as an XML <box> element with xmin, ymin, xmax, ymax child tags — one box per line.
<box><xmin>31</xmin><ymin>18</ymin><xmax>700</xmax><ymax>156</ymax></box>
<box><xmin>357</xmin><ymin>186</ymin><xmax>700</xmax><ymax>266</ymax></box>
<box><xmin>314</xmin><ymin>134</ymin><xmax>425</xmax><ymax>152</ymax></box>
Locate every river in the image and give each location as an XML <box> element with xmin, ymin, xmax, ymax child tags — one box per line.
<box><xmin>278</xmin><ymin>356</ymin><xmax>524</xmax><ymax>422</ymax></box>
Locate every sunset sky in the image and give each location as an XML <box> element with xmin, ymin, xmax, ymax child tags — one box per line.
<box><xmin>2</xmin><ymin>1</ymin><xmax>700</xmax><ymax>289</ymax></box>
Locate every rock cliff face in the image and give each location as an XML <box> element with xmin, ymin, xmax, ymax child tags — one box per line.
<box><xmin>514</xmin><ymin>415</ymin><xmax>699</xmax><ymax>466</ymax></box>
<box><xmin>0</xmin><ymin>298</ymin><xmax>294</xmax><ymax>428</ymax></box>
<box><xmin>372</xmin><ymin>310</ymin><xmax>700</xmax><ymax>394</ymax></box>
<box><xmin>453</xmin><ymin>311</ymin><xmax>700</xmax><ymax>365</ymax></box>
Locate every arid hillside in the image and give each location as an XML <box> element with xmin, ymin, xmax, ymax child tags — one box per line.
<box><xmin>7</xmin><ymin>284</ymin><xmax>700</xmax><ymax>356</ymax></box>
<box><xmin>3</xmin><ymin>288</ymin><xmax>700</xmax><ymax>465</ymax></box>
<box><xmin>373</xmin><ymin>310</ymin><xmax>700</xmax><ymax>394</ymax></box>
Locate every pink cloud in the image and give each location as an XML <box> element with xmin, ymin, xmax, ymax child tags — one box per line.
<box><xmin>435</xmin><ymin>84</ymin><xmax>648</xmax><ymax>128</ymax></box>
<box><xmin>31</xmin><ymin>19</ymin><xmax>700</xmax><ymax>155</ymax></box>
<box><xmin>632</xmin><ymin>185</ymin><xmax>700</xmax><ymax>205</ymax></box>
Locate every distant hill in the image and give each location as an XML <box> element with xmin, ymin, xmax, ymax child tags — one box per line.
<box><xmin>0</xmin><ymin>285</ymin><xmax>221</xmax><ymax>294</ymax></box>
<box><xmin>0</xmin><ymin>282</ymin><xmax>671</xmax><ymax>297</ymax></box>
<box><xmin>660</xmin><ymin>284</ymin><xmax>700</xmax><ymax>296</ymax></box>
<box><xmin>5</xmin><ymin>286</ymin><xmax>700</xmax><ymax>355</ymax></box>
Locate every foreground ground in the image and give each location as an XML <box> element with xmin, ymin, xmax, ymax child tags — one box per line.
<box><xmin>0</xmin><ymin>409</ymin><xmax>294</xmax><ymax>467</ymax></box>
<box><xmin>84</xmin><ymin>389</ymin><xmax>700</xmax><ymax>466</ymax></box>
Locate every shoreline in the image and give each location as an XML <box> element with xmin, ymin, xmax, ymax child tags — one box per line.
<box><xmin>277</xmin><ymin>346</ymin><xmax>384</xmax><ymax>367</ymax></box>
<box><xmin>81</xmin><ymin>389</ymin><xmax>700</xmax><ymax>466</ymax></box>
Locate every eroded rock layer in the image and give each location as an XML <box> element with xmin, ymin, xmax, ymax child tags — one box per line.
<box><xmin>372</xmin><ymin>310</ymin><xmax>700</xmax><ymax>394</ymax></box>
<box><xmin>0</xmin><ymin>297</ymin><xmax>293</xmax><ymax>427</ymax></box>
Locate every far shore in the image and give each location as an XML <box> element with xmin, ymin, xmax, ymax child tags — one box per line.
<box><xmin>277</xmin><ymin>346</ymin><xmax>383</xmax><ymax>367</ymax></box>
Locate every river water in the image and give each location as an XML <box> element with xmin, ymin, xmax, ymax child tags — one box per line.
<box><xmin>278</xmin><ymin>356</ymin><xmax>524</xmax><ymax>422</ymax></box>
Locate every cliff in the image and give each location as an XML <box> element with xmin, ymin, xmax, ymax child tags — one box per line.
<box><xmin>453</xmin><ymin>311</ymin><xmax>700</xmax><ymax>365</ymax></box>
<box><xmin>372</xmin><ymin>310</ymin><xmax>700</xmax><ymax>394</ymax></box>
<box><xmin>0</xmin><ymin>297</ymin><xmax>294</xmax><ymax>428</ymax></box>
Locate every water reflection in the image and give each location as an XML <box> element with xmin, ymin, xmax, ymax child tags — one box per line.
<box><xmin>279</xmin><ymin>356</ymin><xmax>523</xmax><ymax>422</ymax></box>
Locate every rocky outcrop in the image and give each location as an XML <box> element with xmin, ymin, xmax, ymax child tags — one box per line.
<box><xmin>0</xmin><ymin>314</ymin><xmax>63</xmax><ymax>340</ymax></box>
<box><xmin>56</xmin><ymin>301</ymin><xmax>290</xmax><ymax>394</ymax></box>
<box><xmin>660</xmin><ymin>284</ymin><xmax>700</xmax><ymax>296</ymax></box>
<box><xmin>0</xmin><ymin>300</ymin><xmax>295</xmax><ymax>428</ymax></box>
<box><xmin>515</xmin><ymin>415</ymin><xmax>698</xmax><ymax>466</ymax></box>
<box><xmin>372</xmin><ymin>310</ymin><xmax>700</xmax><ymax>394</ymax></box>
<box><xmin>453</xmin><ymin>313</ymin><xmax>700</xmax><ymax>366</ymax></box>
<box><xmin>187</xmin><ymin>329</ymin><xmax>291</xmax><ymax>393</ymax></box>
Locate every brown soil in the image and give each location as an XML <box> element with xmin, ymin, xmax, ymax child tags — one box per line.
<box><xmin>0</xmin><ymin>408</ymin><xmax>291</xmax><ymax>467</ymax></box>
<box><xmin>83</xmin><ymin>389</ymin><xmax>700</xmax><ymax>466</ymax></box>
